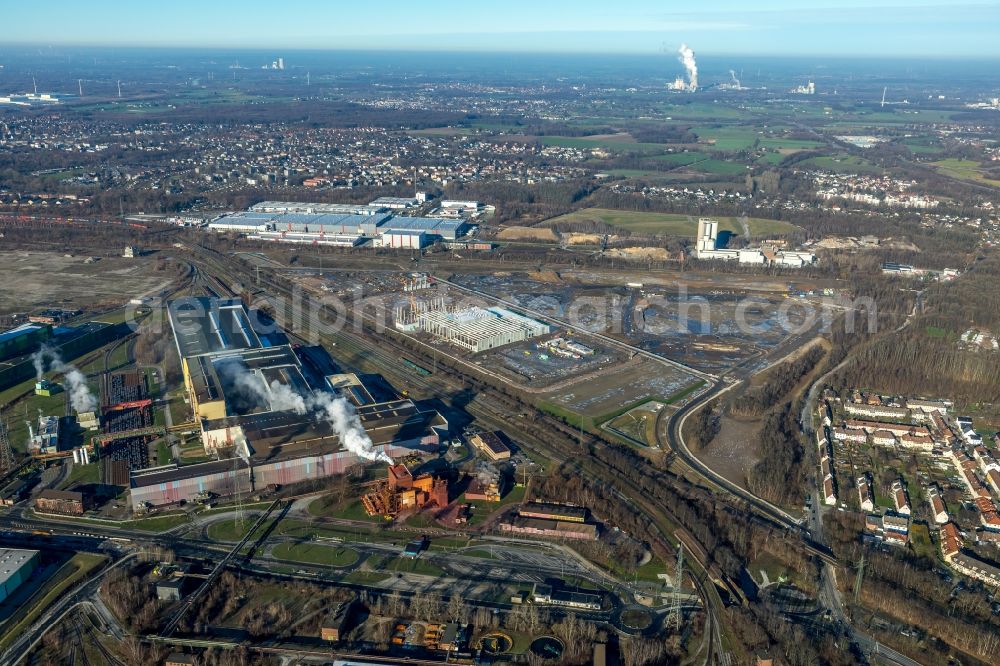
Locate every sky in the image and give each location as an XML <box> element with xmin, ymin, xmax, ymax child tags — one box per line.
<box><xmin>4</xmin><ymin>0</ymin><xmax>1000</xmax><ymax>57</ymax></box>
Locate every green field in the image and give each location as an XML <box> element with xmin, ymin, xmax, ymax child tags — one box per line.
<box><xmin>800</xmin><ymin>154</ymin><xmax>884</xmax><ymax>174</ymax></box>
<box><xmin>687</xmin><ymin>127</ymin><xmax>825</xmax><ymax>153</ymax></box>
<box><xmin>689</xmin><ymin>126</ymin><xmax>760</xmax><ymax>151</ymax></box>
<box><xmin>39</xmin><ymin>511</ymin><xmax>190</xmax><ymax>532</ymax></box>
<box><xmin>207</xmin><ymin>518</ymin><xmax>256</xmax><ymax>542</ymax></box>
<box><xmin>759</xmin><ymin>138</ymin><xmax>824</xmax><ymax>150</ymax></box>
<box><xmin>690</xmin><ymin>159</ymin><xmax>749</xmax><ymax>175</ymax></box>
<box><xmin>271</xmin><ymin>542</ymin><xmax>360</xmax><ymax>567</ymax></box>
<box><xmin>931</xmin><ymin>159</ymin><xmax>1000</xmax><ymax>187</ymax></box>
<box><xmin>755</xmin><ymin>152</ymin><xmax>787</xmax><ymax>166</ymax></box>
<box><xmin>308</xmin><ymin>497</ymin><xmax>384</xmax><ymax>522</ymax></box>
<box><xmin>367</xmin><ymin>554</ymin><xmax>446</xmax><ymax>578</ymax></box>
<box><xmin>901</xmin><ymin>138</ymin><xmax>944</xmax><ymax>155</ymax></box>
<box><xmin>538</xmin><ymin>136</ymin><xmax>667</xmax><ymax>154</ymax></box>
<box><xmin>59</xmin><ymin>462</ymin><xmax>101</xmax><ymax>489</ymax></box>
<box><xmin>543</xmin><ymin>208</ymin><xmax>799</xmax><ymax>237</ymax></box>
<box><xmin>651</xmin><ymin>152</ymin><xmax>708</xmax><ymax>165</ymax></box>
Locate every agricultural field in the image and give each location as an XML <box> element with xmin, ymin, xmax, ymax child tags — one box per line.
<box><xmin>684</xmin><ymin>158</ymin><xmax>749</xmax><ymax>176</ymax></box>
<box><xmin>542</xmin><ymin>208</ymin><xmax>799</xmax><ymax>237</ymax></box>
<box><xmin>931</xmin><ymin>158</ymin><xmax>1000</xmax><ymax>187</ymax></box>
<box><xmin>651</xmin><ymin>151</ymin><xmax>708</xmax><ymax>166</ymax></box>
<box><xmin>688</xmin><ymin>126</ymin><xmax>823</xmax><ymax>153</ymax></box>
<box><xmin>537</xmin><ymin>135</ymin><xmax>667</xmax><ymax>154</ymax></box>
<box><xmin>799</xmin><ymin>154</ymin><xmax>884</xmax><ymax>174</ymax></box>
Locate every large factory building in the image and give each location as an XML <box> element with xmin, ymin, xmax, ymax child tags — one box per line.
<box><xmin>132</xmin><ymin>298</ymin><xmax>448</xmax><ymax>510</ymax></box>
<box><xmin>207</xmin><ymin>201</ymin><xmax>470</xmax><ymax>249</ymax></box>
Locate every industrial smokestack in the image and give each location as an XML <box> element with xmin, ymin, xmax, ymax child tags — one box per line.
<box><xmin>221</xmin><ymin>362</ymin><xmax>391</xmax><ymax>463</ymax></box>
<box><xmin>31</xmin><ymin>345</ymin><xmax>97</xmax><ymax>414</ymax></box>
<box><xmin>677</xmin><ymin>44</ymin><xmax>698</xmax><ymax>92</ymax></box>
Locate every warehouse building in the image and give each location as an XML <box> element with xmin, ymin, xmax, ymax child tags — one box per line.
<box><xmin>35</xmin><ymin>489</ymin><xmax>87</xmax><ymax>515</ymax></box>
<box><xmin>501</xmin><ymin>516</ymin><xmax>598</xmax><ymax>540</ymax></box>
<box><xmin>375</xmin><ymin>229</ymin><xmax>429</xmax><ymax>249</ymax></box>
<box><xmin>0</xmin><ymin>322</ymin><xmax>52</xmax><ymax>361</ymax></box>
<box><xmin>378</xmin><ymin>217</ymin><xmax>468</xmax><ymax>241</ymax></box>
<box><xmin>368</xmin><ymin>196</ymin><xmax>420</xmax><ymax>209</ymax></box>
<box><xmin>417</xmin><ymin>306</ymin><xmax>550</xmax><ymax>353</ymax></box>
<box><xmin>207</xmin><ymin>212</ymin><xmax>276</xmax><ymax>233</ymax></box>
<box><xmin>531</xmin><ymin>582</ymin><xmax>602</xmax><ymax>610</ymax></box>
<box><xmin>251</xmin><ymin>201</ymin><xmax>382</xmax><ymax>215</ymax></box>
<box><xmin>0</xmin><ymin>549</ymin><xmax>40</xmax><ymax>603</ymax></box>
<box><xmin>469</xmin><ymin>431</ymin><xmax>511</xmax><ymax>461</ymax></box>
<box><xmin>500</xmin><ymin>502</ymin><xmax>599</xmax><ymax>541</ymax></box>
<box><xmin>519</xmin><ymin>502</ymin><xmax>588</xmax><ymax>523</ymax></box>
<box><xmin>250</xmin><ymin>230</ymin><xmax>366</xmax><ymax>247</ymax></box>
<box><xmin>207</xmin><ymin>203</ymin><xmax>469</xmax><ymax>247</ymax></box>
<box><xmin>321</xmin><ymin>599</ymin><xmax>355</xmax><ymax>641</ymax></box>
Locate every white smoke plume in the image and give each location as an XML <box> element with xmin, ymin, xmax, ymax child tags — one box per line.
<box><xmin>729</xmin><ymin>69</ymin><xmax>740</xmax><ymax>86</ymax></box>
<box><xmin>678</xmin><ymin>44</ymin><xmax>698</xmax><ymax>92</ymax></box>
<box><xmin>31</xmin><ymin>345</ymin><xmax>98</xmax><ymax>414</ymax></box>
<box><xmin>266</xmin><ymin>380</ymin><xmax>309</xmax><ymax>415</ymax></box>
<box><xmin>221</xmin><ymin>362</ymin><xmax>391</xmax><ymax>463</ymax></box>
<box><xmin>32</xmin><ymin>351</ymin><xmax>45</xmax><ymax>380</ymax></box>
<box><xmin>308</xmin><ymin>390</ymin><xmax>392</xmax><ymax>464</ymax></box>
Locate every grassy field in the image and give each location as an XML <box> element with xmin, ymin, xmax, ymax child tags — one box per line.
<box><xmin>271</xmin><ymin>543</ymin><xmax>360</xmax><ymax>567</ymax></box>
<box><xmin>308</xmin><ymin>497</ymin><xmax>384</xmax><ymax>523</ymax></box>
<box><xmin>538</xmin><ymin>136</ymin><xmax>666</xmax><ymax>154</ymax></box>
<box><xmin>33</xmin><ymin>509</ymin><xmax>190</xmax><ymax>532</ymax></box>
<box><xmin>759</xmin><ymin>138</ymin><xmax>824</xmax><ymax>150</ymax></box>
<box><xmin>689</xmin><ymin>159</ymin><xmax>749</xmax><ymax>176</ymax></box>
<box><xmin>755</xmin><ymin>152</ymin><xmax>787</xmax><ymax>166</ymax></box>
<box><xmin>689</xmin><ymin>127</ymin><xmax>759</xmax><ymax>151</ymax></box>
<box><xmin>206</xmin><ymin>518</ymin><xmax>256</xmax><ymax>542</ymax></box>
<box><xmin>932</xmin><ymin>159</ymin><xmax>1000</xmax><ymax>187</ymax></box>
<box><xmin>344</xmin><ymin>570</ymin><xmax>392</xmax><ymax>584</ymax></box>
<box><xmin>901</xmin><ymin>138</ymin><xmax>944</xmax><ymax>155</ymax></box>
<box><xmin>651</xmin><ymin>152</ymin><xmax>708</xmax><ymax>165</ymax></box>
<box><xmin>543</xmin><ymin>208</ymin><xmax>799</xmax><ymax>237</ymax></box>
<box><xmin>368</xmin><ymin>554</ymin><xmax>446</xmax><ymax>578</ymax></box>
<box><xmin>59</xmin><ymin>462</ymin><xmax>101</xmax><ymax>489</ymax></box>
<box><xmin>800</xmin><ymin>154</ymin><xmax>884</xmax><ymax>174</ymax></box>
<box><xmin>156</xmin><ymin>440</ymin><xmax>172</xmax><ymax>465</ymax></box>
<box><xmin>604</xmin><ymin>403</ymin><xmax>662</xmax><ymax>447</ymax></box>
<box><xmin>909</xmin><ymin>523</ymin><xmax>935</xmax><ymax>560</ymax></box>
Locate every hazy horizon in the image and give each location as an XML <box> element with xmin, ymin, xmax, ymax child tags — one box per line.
<box><xmin>3</xmin><ymin>0</ymin><xmax>999</xmax><ymax>57</ymax></box>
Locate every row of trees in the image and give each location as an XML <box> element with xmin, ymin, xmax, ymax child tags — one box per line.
<box><xmin>746</xmin><ymin>403</ymin><xmax>807</xmax><ymax>506</ymax></box>
<box><xmin>730</xmin><ymin>346</ymin><xmax>826</xmax><ymax>418</ymax></box>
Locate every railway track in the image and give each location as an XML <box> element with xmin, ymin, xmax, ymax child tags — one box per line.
<box><xmin>182</xmin><ymin>243</ymin><xmax>748</xmax><ymax>660</ymax></box>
